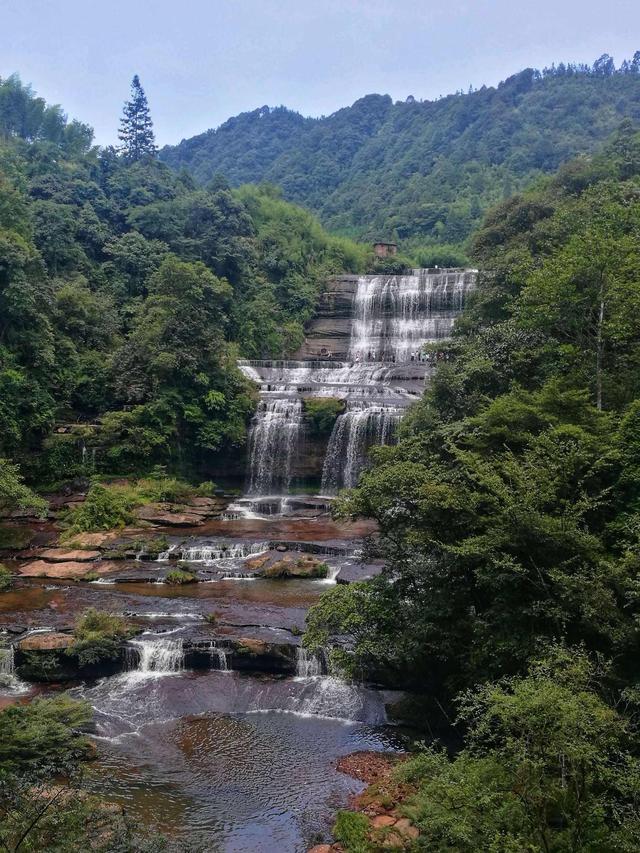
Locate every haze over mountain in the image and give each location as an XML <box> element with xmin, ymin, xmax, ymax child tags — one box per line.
<box><xmin>161</xmin><ymin>56</ymin><xmax>640</xmax><ymax>254</ymax></box>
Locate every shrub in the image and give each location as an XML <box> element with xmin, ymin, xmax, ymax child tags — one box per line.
<box><xmin>82</xmin><ymin>570</ymin><xmax>100</xmax><ymax>582</ymax></box>
<box><xmin>332</xmin><ymin>811</ymin><xmax>370</xmax><ymax>852</ymax></box>
<box><xmin>0</xmin><ymin>563</ymin><xmax>13</xmax><ymax>591</ymax></box>
<box><xmin>66</xmin><ymin>483</ymin><xmax>136</xmax><ymax>533</ymax></box>
<box><xmin>0</xmin><ymin>695</ymin><xmax>93</xmax><ymax>772</ymax></box>
<box><xmin>303</xmin><ymin>398</ymin><xmax>345</xmax><ymax>435</ymax></box>
<box><xmin>68</xmin><ymin>608</ymin><xmax>131</xmax><ymax>667</ymax></box>
<box><xmin>165</xmin><ymin>569</ymin><xmax>197</xmax><ymax>585</ymax></box>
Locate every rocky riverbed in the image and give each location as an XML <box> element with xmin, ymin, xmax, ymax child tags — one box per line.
<box><xmin>0</xmin><ymin>493</ymin><xmax>405</xmax><ymax>852</ymax></box>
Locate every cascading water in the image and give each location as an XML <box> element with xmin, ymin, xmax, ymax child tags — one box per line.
<box><xmin>321</xmin><ymin>403</ymin><xmax>403</xmax><ymax>494</ymax></box>
<box><xmin>208</xmin><ymin>641</ymin><xmax>230</xmax><ymax>671</ymax></box>
<box><xmin>295</xmin><ymin>647</ymin><xmax>324</xmax><ymax>678</ymax></box>
<box><xmin>238</xmin><ymin>268</ymin><xmax>475</xmax><ymax>507</ymax></box>
<box><xmin>179</xmin><ymin>542</ymin><xmax>269</xmax><ymax>564</ymax></box>
<box><xmin>246</xmin><ymin>398</ymin><xmax>303</xmax><ymax>496</ymax></box>
<box><xmin>349</xmin><ymin>268</ymin><xmax>475</xmax><ymax>363</ymax></box>
<box><xmin>127</xmin><ymin>638</ymin><xmax>185</xmax><ymax>676</ymax></box>
<box><xmin>0</xmin><ymin>645</ymin><xmax>27</xmax><ymax>693</ymax></box>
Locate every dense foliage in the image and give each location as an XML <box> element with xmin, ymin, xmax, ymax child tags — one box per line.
<box><xmin>162</xmin><ymin>56</ymin><xmax>640</xmax><ymax>256</ymax></box>
<box><xmin>0</xmin><ymin>75</ymin><xmax>366</xmax><ymax>489</ymax></box>
<box><xmin>305</xmin><ymin>122</ymin><xmax>640</xmax><ymax>853</ymax></box>
<box><xmin>0</xmin><ymin>696</ymin><xmax>162</xmax><ymax>851</ymax></box>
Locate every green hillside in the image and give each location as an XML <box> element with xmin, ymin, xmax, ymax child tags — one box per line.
<box><xmin>161</xmin><ymin>55</ymin><xmax>640</xmax><ymax>258</ymax></box>
<box><xmin>0</xmin><ymin>74</ymin><xmax>366</xmax><ymax>485</ymax></box>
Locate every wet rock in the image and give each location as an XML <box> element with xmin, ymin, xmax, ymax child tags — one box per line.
<box><xmin>337</xmin><ymin>751</ymin><xmax>403</xmax><ymax>784</ymax></box>
<box><xmin>227</xmin><ymin>638</ymin><xmax>297</xmax><ymax>674</ymax></box>
<box><xmin>67</xmin><ymin>528</ymin><xmax>148</xmax><ymax>548</ymax></box>
<box><xmin>6</xmin><ymin>624</ymin><xmax>27</xmax><ymax>635</ymax></box>
<box><xmin>276</xmin><ymin>544</ymin><xmax>288</xmax><ymax>552</ymax></box>
<box><xmin>244</xmin><ymin>554</ymin><xmax>270</xmax><ymax>571</ymax></box>
<box><xmin>19</xmin><ymin>559</ymin><xmax>118</xmax><ymax>579</ymax></box>
<box><xmin>40</xmin><ymin>548</ymin><xmax>102</xmax><ymax>562</ymax></box>
<box><xmin>135</xmin><ymin>505</ymin><xmax>207</xmax><ymax>526</ymax></box>
<box><xmin>18</xmin><ymin>632</ymin><xmax>73</xmax><ymax>651</ymax></box>
<box><xmin>188</xmin><ymin>497</ymin><xmax>225</xmax><ymax>510</ymax></box>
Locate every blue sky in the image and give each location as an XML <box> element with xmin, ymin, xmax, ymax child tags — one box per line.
<box><xmin>1</xmin><ymin>0</ymin><xmax>639</xmax><ymax>147</ymax></box>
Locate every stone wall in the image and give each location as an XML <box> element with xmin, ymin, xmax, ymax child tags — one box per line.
<box><xmin>294</xmin><ymin>276</ymin><xmax>358</xmax><ymax>360</ymax></box>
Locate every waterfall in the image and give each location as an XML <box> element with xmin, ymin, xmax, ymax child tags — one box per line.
<box><xmin>238</xmin><ymin>269</ymin><xmax>476</xmax><ymax>506</ymax></box>
<box><xmin>349</xmin><ymin>268</ymin><xmax>475</xmax><ymax>363</ymax></box>
<box><xmin>127</xmin><ymin>638</ymin><xmax>184</xmax><ymax>675</ymax></box>
<box><xmin>208</xmin><ymin>641</ymin><xmax>230</xmax><ymax>671</ymax></box>
<box><xmin>246</xmin><ymin>399</ymin><xmax>303</xmax><ymax>495</ymax></box>
<box><xmin>295</xmin><ymin>647</ymin><xmax>324</xmax><ymax>678</ymax></box>
<box><xmin>0</xmin><ymin>646</ymin><xmax>15</xmax><ymax>685</ymax></box>
<box><xmin>0</xmin><ymin>646</ymin><xmax>27</xmax><ymax>693</ymax></box>
<box><xmin>321</xmin><ymin>404</ymin><xmax>402</xmax><ymax>494</ymax></box>
<box><xmin>178</xmin><ymin>542</ymin><xmax>269</xmax><ymax>563</ymax></box>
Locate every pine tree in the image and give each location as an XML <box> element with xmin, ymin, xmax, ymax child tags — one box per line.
<box><xmin>118</xmin><ymin>75</ymin><xmax>157</xmax><ymax>162</ymax></box>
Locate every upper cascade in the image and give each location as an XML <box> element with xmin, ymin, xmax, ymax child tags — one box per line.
<box><xmin>349</xmin><ymin>268</ymin><xmax>476</xmax><ymax>363</ymax></box>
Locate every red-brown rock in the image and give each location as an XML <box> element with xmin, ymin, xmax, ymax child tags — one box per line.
<box><xmin>19</xmin><ymin>560</ymin><xmax>117</xmax><ymax>579</ymax></box>
<box><xmin>18</xmin><ymin>632</ymin><xmax>73</xmax><ymax>651</ymax></box>
<box><xmin>40</xmin><ymin>548</ymin><xmax>101</xmax><ymax>562</ymax></box>
<box><xmin>371</xmin><ymin>815</ymin><xmax>397</xmax><ymax>828</ymax></box>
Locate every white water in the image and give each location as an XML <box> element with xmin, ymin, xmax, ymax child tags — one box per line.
<box><xmin>349</xmin><ymin>268</ymin><xmax>475</xmax><ymax>363</ymax></box>
<box><xmin>179</xmin><ymin>542</ymin><xmax>269</xmax><ymax>564</ymax></box>
<box><xmin>321</xmin><ymin>404</ymin><xmax>402</xmax><ymax>493</ymax></box>
<box><xmin>0</xmin><ymin>646</ymin><xmax>27</xmax><ymax>693</ymax></box>
<box><xmin>246</xmin><ymin>399</ymin><xmax>303</xmax><ymax>495</ymax></box>
<box><xmin>126</xmin><ymin>638</ymin><xmax>185</xmax><ymax>677</ymax></box>
<box><xmin>295</xmin><ymin>647</ymin><xmax>324</xmax><ymax>678</ymax></box>
<box><xmin>240</xmin><ymin>268</ymin><xmax>475</xmax><ymax>506</ymax></box>
<box><xmin>208</xmin><ymin>641</ymin><xmax>230</xmax><ymax>671</ymax></box>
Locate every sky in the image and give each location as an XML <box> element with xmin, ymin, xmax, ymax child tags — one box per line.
<box><xmin>1</xmin><ymin>0</ymin><xmax>639</xmax><ymax>148</ymax></box>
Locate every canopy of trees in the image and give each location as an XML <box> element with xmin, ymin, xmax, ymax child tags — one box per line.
<box><xmin>0</xmin><ymin>75</ymin><xmax>367</xmax><ymax>490</ymax></box>
<box><xmin>304</xmin><ymin>124</ymin><xmax>640</xmax><ymax>851</ymax></box>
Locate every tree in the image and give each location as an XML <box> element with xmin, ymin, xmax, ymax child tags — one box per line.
<box><xmin>118</xmin><ymin>75</ymin><xmax>156</xmax><ymax>162</ymax></box>
<box><xmin>396</xmin><ymin>649</ymin><xmax>640</xmax><ymax>852</ymax></box>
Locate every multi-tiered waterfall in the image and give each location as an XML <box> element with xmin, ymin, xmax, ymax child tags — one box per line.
<box><xmin>238</xmin><ymin>268</ymin><xmax>475</xmax><ymax>509</ymax></box>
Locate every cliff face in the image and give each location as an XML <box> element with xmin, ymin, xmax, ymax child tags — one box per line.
<box><xmin>294</xmin><ymin>276</ymin><xmax>358</xmax><ymax>360</ymax></box>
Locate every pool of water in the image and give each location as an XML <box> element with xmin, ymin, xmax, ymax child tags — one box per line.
<box><xmin>77</xmin><ymin>669</ymin><xmax>401</xmax><ymax>852</ymax></box>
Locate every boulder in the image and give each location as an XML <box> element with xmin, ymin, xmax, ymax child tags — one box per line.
<box><xmin>394</xmin><ymin>819</ymin><xmax>419</xmax><ymax>840</ymax></box>
<box><xmin>18</xmin><ymin>632</ymin><xmax>73</xmax><ymax>651</ymax></box>
<box><xmin>39</xmin><ymin>548</ymin><xmax>102</xmax><ymax>562</ymax></box>
<box><xmin>371</xmin><ymin>815</ymin><xmax>396</xmax><ymax>829</ymax></box>
<box><xmin>260</xmin><ymin>556</ymin><xmax>327</xmax><ymax>579</ymax></box>
<box><xmin>187</xmin><ymin>497</ymin><xmax>224</xmax><ymax>510</ymax></box>
<box><xmin>19</xmin><ymin>560</ymin><xmax>117</xmax><ymax>579</ymax></box>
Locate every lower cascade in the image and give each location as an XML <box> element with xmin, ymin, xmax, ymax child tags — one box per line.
<box><xmin>321</xmin><ymin>403</ymin><xmax>402</xmax><ymax>494</ymax></box>
<box><xmin>208</xmin><ymin>640</ymin><xmax>230</xmax><ymax>671</ymax></box>
<box><xmin>246</xmin><ymin>398</ymin><xmax>303</xmax><ymax>495</ymax></box>
<box><xmin>295</xmin><ymin>647</ymin><xmax>325</xmax><ymax>678</ymax></box>
<box><xmin>127</xmin><ymin>637</ymin><xmax>185</xmax><ymax>675</ymax></box>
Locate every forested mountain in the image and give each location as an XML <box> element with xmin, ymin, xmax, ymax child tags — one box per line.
<box><xmin>0</xmin><ymin>75</ymin><xmax>366</xmax><ymax>489</ymax></box>
<box><xmin>306</xmin><ymin>125</ymin><xmax>640</xmax><ymax>848</ymax></box>
<box><xmin>161</xmin><ymin>55</ymin><xmax>640</xmax><ymax>259</ymax></box>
